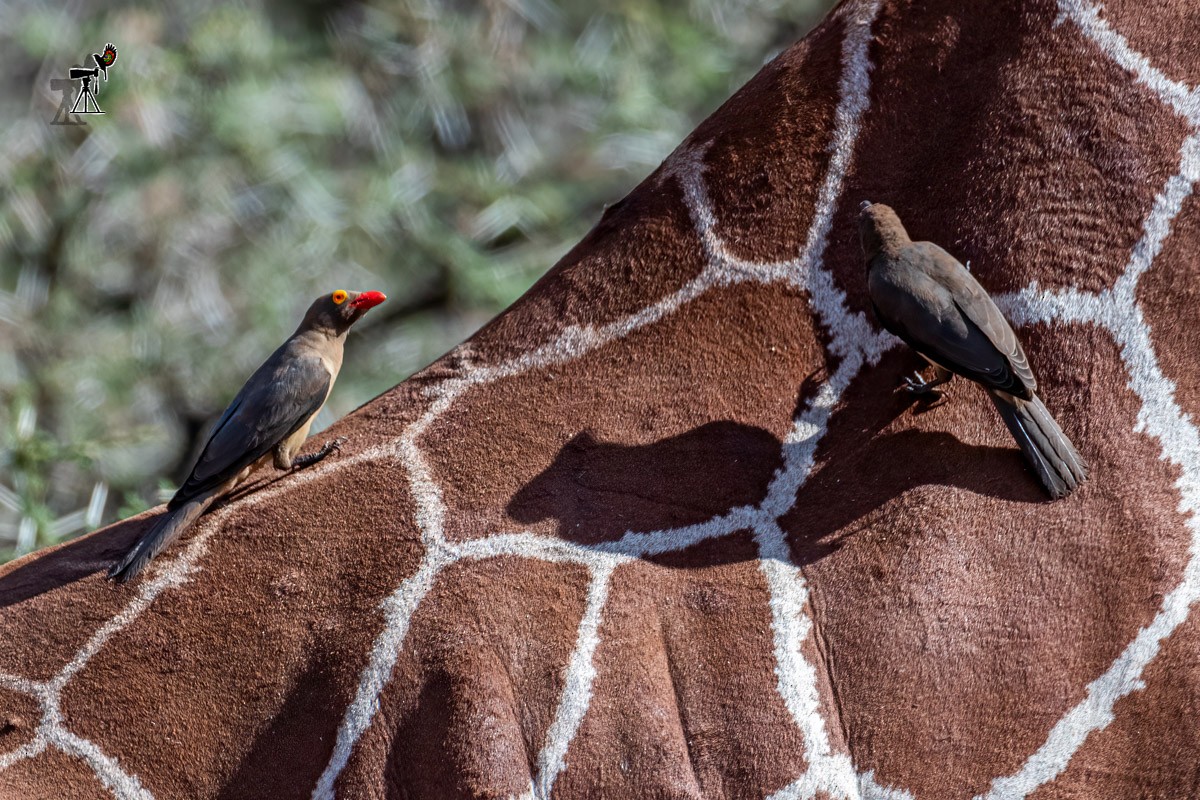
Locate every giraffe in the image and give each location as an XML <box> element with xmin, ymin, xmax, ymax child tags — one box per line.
<box><xmin>2</xmin><ymin>0</ymin><xmax>1199</xmax><ymax>797</ymax></box>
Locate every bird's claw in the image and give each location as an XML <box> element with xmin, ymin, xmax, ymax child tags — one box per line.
<box><xmin>898</xmin><ymin>371</ymin><xmax>940</xmax><ymax>396</ymax></box>
<box><xmin>293</xmin><ymin>436</ymin><xmax>348</xmax><ymax>469</ymax></box>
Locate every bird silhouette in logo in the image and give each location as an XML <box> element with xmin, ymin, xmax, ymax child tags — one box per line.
<box><xmin>92</xmin><ymin>43</ymin><xmax>118</xmax><ymax>81</ymax></box>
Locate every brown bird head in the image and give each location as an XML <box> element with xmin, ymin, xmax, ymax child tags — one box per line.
<box><xmin>299</xmin><ymin>289</ymin><xmax>387</xmax><ymax>336</ymax></box>
<box><xmin>858</xmin><ymin>201</ymin><xmax>912</xmax><ymax>262</ymax></box>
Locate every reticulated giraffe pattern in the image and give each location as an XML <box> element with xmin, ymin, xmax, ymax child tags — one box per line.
<box><xmin>1</xmin><ymin>0</ymin><xmax>1199</xmax><ymax>797</ymax></box>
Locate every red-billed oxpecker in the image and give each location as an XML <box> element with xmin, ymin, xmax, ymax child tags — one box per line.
<box><xmin>108</xmin><ymin>289</ymin><xmax>387</xmax><ymax>582</ymax></box>
<box><xmin>859</xmin><ymin>202</ymin><xmax>1087</xmax><ymax>498</ymax></box>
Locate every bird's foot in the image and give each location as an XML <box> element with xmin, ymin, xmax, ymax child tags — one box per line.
<box><xmin>897</xmin><ymin>371</ymin><xmax>944</xmax><ymax>397</ymax></box>
<box><xmin>293</xmin><ymin>437</ymin><xmax>347</xmax><ymax>469</ymax></box>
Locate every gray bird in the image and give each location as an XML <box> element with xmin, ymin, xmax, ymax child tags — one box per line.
<box><xmin>108</xmin><ymin>288</ymin><xmax>387</xmax><ymax>583</ymax></box>
<box><xmin>858</xmin><ymin>202</ymin><xmax>1086</xmax><ymax>498</ymax></box>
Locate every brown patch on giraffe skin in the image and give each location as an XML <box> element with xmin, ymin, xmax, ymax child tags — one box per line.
<box><xmin>554</xmin><ymin>531</ymin><xmax>810</xmax><ymax>798</ymax></box>
<box><xmin>426</xmin><ymin>280</ymin><xmax>822</xmax><ymax>544</ymax></box>
<box><xmin>781</xmin><ymin>320</ymin><xmax>1190</xmax><ymax>796</ymax></box>
<box><xmin>332</xmin><ymin>556</ymin><xmax>590</xmax><ymax>800</ymax></box>
<box><xmin>689</xmin><ymin>14</ymin><xmax>843</xmax><ymax>264</ymax></box>
<box><xmin>0</xmin><ymin>746</ymin><xmax>111</xmax><ymax>800</ymax></box>
<box><xmin>1138</xmin><ymin>192</ymin><xmax>1200</xmax><ymax>430</ymax></box>
<box><xmin>57</xmin><ymin>458</ymin><xmax>421</xmax><ymax>799</ymax></box>
<box><xmin>448</xmin><ymin>166</ymin><xmax>709</xmax><ymax>372</ymax></box>
<box><xmin>1039</xmin><ymin>596</ymin><xmax>1200</xmax><ymax>797</ymax></box>
<box><xmin>1103</xmin><ymin>0</ymin><xmax>1200</xmax><ymax>90</ymax></box>
<box><xmin>826</xmin><ymin>2</ymin><xmax>1188</xmax><ymax>324</ymax></box>
<box><xmin>0</xmin><ymin>688</ymin><xmax>38</xmax><ymax>760</ymax></box>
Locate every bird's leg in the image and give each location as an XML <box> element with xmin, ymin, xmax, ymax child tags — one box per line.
<box><xmin>291</xmin><ymin>437</ymin><xmax>347</xmax><ymax>470</ymax></box>
<box><xmin>899</xmin><ymin>364</ymin><xmax>953</xmax><ymax>396</ymax></box>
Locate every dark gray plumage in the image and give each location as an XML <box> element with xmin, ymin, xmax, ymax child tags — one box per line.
<box><xmin>859</xmin><ymin>202</ymin><xmax>1086</xmax><ymax>499</ymax></box>
<box><xmin>107</xmin><ymin>289</ymin><xmax>386</xmax><ymax>583</ymax></box>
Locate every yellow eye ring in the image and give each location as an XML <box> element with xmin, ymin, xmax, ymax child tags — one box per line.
<box><xmin>332</xmin><ymin>290</ymin><xmax>348</xmax><ymax>305</ymax></box>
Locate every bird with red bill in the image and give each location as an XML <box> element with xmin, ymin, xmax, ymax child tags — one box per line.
<box><xmin>108</xmin><ymin>288</ymin><xmax>387</xmax><ymax>583</ymax></box>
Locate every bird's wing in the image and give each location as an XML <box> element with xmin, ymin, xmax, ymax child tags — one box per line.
<box><xmin>874</xmin><ymin>245</ymin><xmax>1032</xmax><ymax>397</ymax></box>
<box><xmin>171</xmin><ymin>352</ymin><xmax>331</xmax><ymax>505</ymax></box>
<box><xmin>919</xmin><ymin>244</ymin><xmax>1037</xmax><ymax>394</ymax></box>
<box><xmin>950</xmin><ymin>282</ymin><xmax>1036</xmax><ymax>392</ymax></box>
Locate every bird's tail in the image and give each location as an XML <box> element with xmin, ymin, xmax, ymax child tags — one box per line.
<box><xmin>107</xmin><ymin>494</ymin><xmax>215</xmax><ymax>584</ymax></box>
<box><xmin>988</xmin><ymin>390</ymin><xmax>1088</xmax><ymax>499</ymax></box>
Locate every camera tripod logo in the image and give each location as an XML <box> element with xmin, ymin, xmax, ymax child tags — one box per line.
<box><xmin>53</xmin><ymin>43</ymin><xmax>118</xmax><ymax>122</ymax></box>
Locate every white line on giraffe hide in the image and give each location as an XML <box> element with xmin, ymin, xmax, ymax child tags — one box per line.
<box><xmin>755</xmin><ymin>519</ymin><xmax>840</xmax><ymax>765</ymax></box>
<box><xmin>529</xmin><ymin>560</ymin><xmax>616</xmax><ymax>799</ymax></box>
<box><xmin>593</xmin><ymin>503</ymin><xmax>760</xmax><ymax>558</ymax></box>
<box><xmin>0</xmin><ymin>675</ymin><xmax>47</xmax><ymax>769</ymax></box>
<box><xmin>454</xmin><ymin>532</ymin><xmax>629</xmax><ymax>568</ymax></box>
<box><xmin>397</xmin><ymin>399</ymin><xmax>454</xmax><ymax>547</ymax></box>
<box><xmin>763</xmin><ymin>353</ymin><xmax>864</xmax><ymax>520</ymax></box>
<box><xmin>755</xmin><ymin>361</ymin><xmax>858</xmax><ymax>760</ymax></box>
<box><xmin>49</xmin><ymin>726</ymin><xmax>154</xmax><ymax>800</ymax></box>
<box><xmin>994</xmin><ymin>284</ymin><xmax>1114</xmax><ymax>328</ymax></box>
<box><xmin>0</xmin><ymin>672</ymin><xmax>43</xmax><ymax>696</ymax></box>
<box><xmin>772</xmin><ymin>764</ymin><xmax>916</xmax><ymax>800</ymax></box>
<box><xmin>0</xmin><ymin>738</ymin><xmax>46</xmax><ymax>771</ymax></box>
<box><xmin>798</xmin><ymin>0</ymin><xmax>884</xmax><ymax>354</ymax></box>
<box><xmin>311</xmin><ymin>549</ymin><xmax>452</xmax><ymax>800</ymax></box>
<box><xmin>1114</xmin><ymin>131</ymin><xmax>1200</xmax><ymax>300</ymax></box>
<box><xmin>750</xmin><ymin>1</ymin><xmax>907</xmax><ymax>796</ymax></box>
<box><xmin>0</xmin><ymin>694</ymin><xmax>147</xmax><ymax>798</ymax></box>
<box><xmin>669</xmin><ymin>142</ymin><xmax>808</xmax><ymax>287</ymax></box>
<box><xmin>978</xmin><ymin>115</ymin><xmax>1200</xmax><ymax>800</ymax></box>
<box><xmin>1055</xmin><ymin>0</ymin><xmax>1200</xmax><ymax>126</ymax></box>
<box><xmin>756</xmin><ymin>358</ymin><xmax>906</xmax><ymax>800</ymax></box>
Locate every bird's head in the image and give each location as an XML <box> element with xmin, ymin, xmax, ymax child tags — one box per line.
<box><xmin>299</xmin><ymin>289</ymin><xmax>387</xmax><ymax>336</ymax></box>
<box><xmin>857</xmin><ymin>201</ymin><xmax>910</xmax><ymax>261</ymax></box>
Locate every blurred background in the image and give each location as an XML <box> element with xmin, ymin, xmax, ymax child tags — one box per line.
<box><xmin>0</xmin><ymin>0</ymin><xmax>835</xmax><ymax>560</ymax></box>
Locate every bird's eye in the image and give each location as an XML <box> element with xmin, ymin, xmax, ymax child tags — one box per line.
<box><xmin>332</xmin><ymin>290</ymin><xmax>347</xmax><ymax>305</ymax></box>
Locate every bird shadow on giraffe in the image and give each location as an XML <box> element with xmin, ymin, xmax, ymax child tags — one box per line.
<box><xmin>508</xmin><ymin>353</ymin><xmax>1045</xmax><ymax>568</ymax></box>
<box><xmin>778</xmin><ymin>354</ymin><xmax>1046</xmax><ymax>564</ymax></box>
<box><xmin>507</xmin><ymin>420</ymin><xmax>783</xmax><ymax>559</ymax></box>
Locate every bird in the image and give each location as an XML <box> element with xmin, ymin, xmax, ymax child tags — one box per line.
<box><xmin>92</xmin><ymin>43</ymin><xmax>117</xmax><ymax>82</ymax></box>
<box><xmin>858</xmin><ymin>202</ymin><xmax>1087</xmax><ymax>498</ymax></box>
<box><xmin>107</xmin><ymin>288</ymin><xmax>387</xmax><ymax>583</ymax></box>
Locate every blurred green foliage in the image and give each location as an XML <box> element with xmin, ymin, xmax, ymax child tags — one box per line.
<box><xmin>0</xmin><ymin>0</ymin><xmax>832</xmax><ymax>559</ymax></box>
